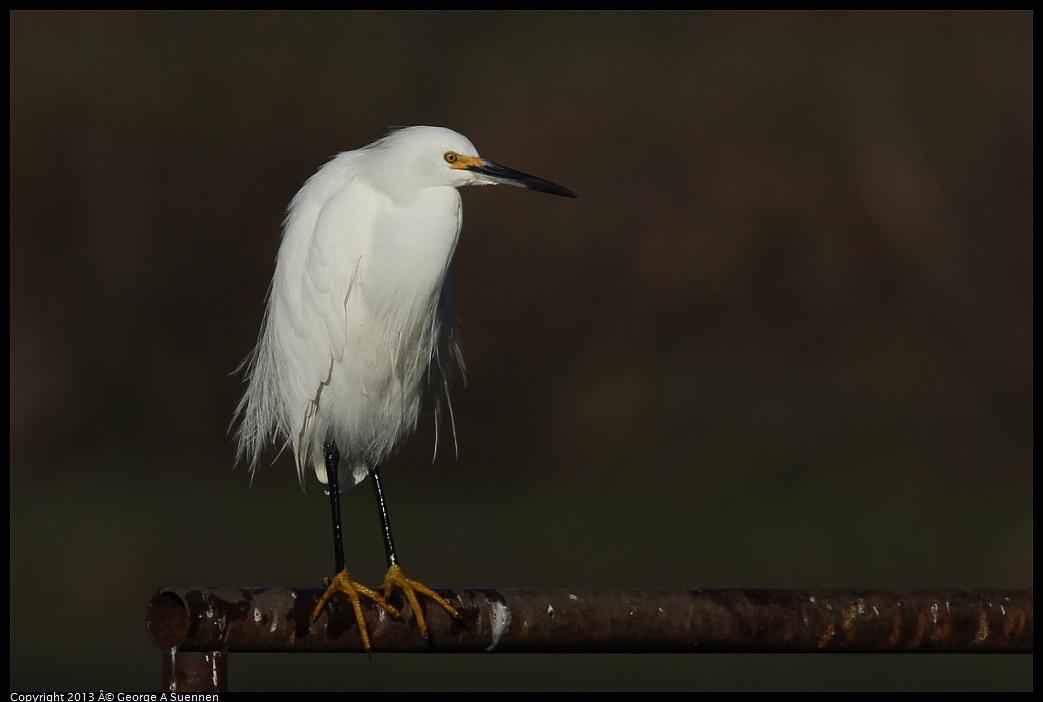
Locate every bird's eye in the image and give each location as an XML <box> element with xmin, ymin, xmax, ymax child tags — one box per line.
<box><xmin>444</xmin><ymin>152</ymin><xmax>458</xmax><ymax>164</ymax></box>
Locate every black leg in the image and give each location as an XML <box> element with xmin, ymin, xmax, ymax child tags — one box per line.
<box><xmin>367</xmin><ymin>463</ymin><xmax>462</xmax><ymax>641</ymax></box>
<box><xmin>324</xmin><ymin>440</ymin><xmax>345</xmax><ymax>574</ymax></box>
<box><xmin>370</xmin><ymin>465</ymin><xmax>399</xmax><ymax>569</ymax></box>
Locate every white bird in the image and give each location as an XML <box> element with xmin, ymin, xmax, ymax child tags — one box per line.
<box><xmin>233</xmin><ymin>125</ymin><xmax>576</xmax><ymax>652</ymax></box>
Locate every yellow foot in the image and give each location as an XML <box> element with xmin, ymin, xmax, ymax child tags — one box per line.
<box><xmin>312</xmin><ymin>569</ymin><xmax>400</xmax><ymax>653</ymax></box>
<box><xmin>382</xmin><ymin>563</ymin><xmax>462</xmax><ymax>642</ymax></box>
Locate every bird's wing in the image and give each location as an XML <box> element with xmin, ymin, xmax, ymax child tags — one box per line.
<box><xmin>269</xmin><ymin>160</ymin><xmax>379</xmax><ymax>483</ymax></box>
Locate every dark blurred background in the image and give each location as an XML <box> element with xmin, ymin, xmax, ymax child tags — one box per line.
<box><xmin>10</xmin><ymin>11</ymin><xmax>1032</xmax><ymax>691</ymax></box>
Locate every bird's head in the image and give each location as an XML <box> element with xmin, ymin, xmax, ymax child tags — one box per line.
<box><xmin>374</xmin><ymin>126</ymin><xmax>577</xmax><ymax>198</ymax></box>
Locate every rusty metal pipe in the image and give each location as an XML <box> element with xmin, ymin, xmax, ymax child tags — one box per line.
<box><xmin>148</xmin><ymin>587</ymin><xmax>1032</xmax><ymax>654</ymax></box>
<box><xmin>159</xmin><ymin>649</ymin><xmax>226</xmax><ymax>693</ymax></box>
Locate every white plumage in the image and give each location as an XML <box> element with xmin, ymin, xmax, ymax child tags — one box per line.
<box><xmin>236</xmin><ymin>127</ymin><xmax>474</xmax><ymax>490</ymax></box>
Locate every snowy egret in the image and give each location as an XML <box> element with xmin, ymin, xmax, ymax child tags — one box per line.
<box><xmin>233</xmin><ymin>126</ymin><xmax>576</xmax><ymax>651</ymax></box>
